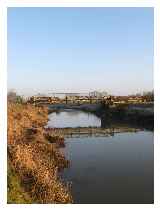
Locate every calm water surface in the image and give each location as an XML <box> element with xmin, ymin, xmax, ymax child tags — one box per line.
<box><xmin>47</xmin><ymin>110</ymin><xmax>101</xmax><ymax>128</ymax></box>
<box><xmin>47</xmin><ymin>109</ymin><xmax>154</xmax><ymax>203</ymax></box>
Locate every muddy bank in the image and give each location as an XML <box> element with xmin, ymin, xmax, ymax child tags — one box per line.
<box><xmin>7</xmin><ymin>103</ymin><xmax>73</xmax><ymax>204</ymax></box>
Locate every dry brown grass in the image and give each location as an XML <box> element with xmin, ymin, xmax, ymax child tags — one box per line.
<box><xmin>8</xmin><ymin>102</ymin><xmax>73</xmax><ymax>203</ymax></box>
<box><xmin>45</xmin><ymin>130</ymin><xmax>65</xmax><ymax>147</ymax></box>
<box><xmin>8</xmin><ymin>103</ymin><xmax>48</xmax><ymax>145</ymax></box>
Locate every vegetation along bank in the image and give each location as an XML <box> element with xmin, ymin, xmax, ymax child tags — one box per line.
<box><xmin>7</xmin><ymin>102</ymin><xmax>73</xmax><ymax>204</ymax></box>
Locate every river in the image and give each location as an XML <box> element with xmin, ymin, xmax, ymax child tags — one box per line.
<box><xmin>47</xmin><ymin>109</ymin><xmax>154</xmax><ymax>204</ymax></box>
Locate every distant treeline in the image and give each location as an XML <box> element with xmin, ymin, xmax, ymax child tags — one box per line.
<box><xmin>129</xmin><ymin>90</ymin><xmax>154</xmax><ymax>102</ymax></box>
<box><xmin>7</xmin><ymin>90</ymin><xmax>154</xmax><ymax>104</ymax></box>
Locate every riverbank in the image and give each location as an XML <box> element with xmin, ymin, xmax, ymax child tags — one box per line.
<box><xmin>7</xmin><ymin>102</ymin><xmax>73</xmax><ymax>203</ymax></box>
<box><xmin>92</xmin><ymin>103</ymin><xmax>154</xmax><ymax>131</ymax></box>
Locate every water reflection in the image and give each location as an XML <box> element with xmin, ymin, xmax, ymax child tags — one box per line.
<box><xmin>47</xmin><ymin>109</ymin><xmax>154</xmax><ymax>203</ymax></box>
<box><xmin>47</xmin><ymin>109</ymin><xmax>101</xmax><ymax>128</ymax></box>
<box><xmin>61</xmin><ymin>131</ymin><xmax>153</xmax><ymax>204</ymax></box>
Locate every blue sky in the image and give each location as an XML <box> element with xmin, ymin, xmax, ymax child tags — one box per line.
<box><xmin>8</xmin><ymin>7</ymin><xmax>153</xmax><ymax>96</ymax></box>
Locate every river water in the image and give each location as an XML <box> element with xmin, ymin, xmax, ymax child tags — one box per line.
<box><xmin>47</xmin><ymin>109</ymin><xmax>154</xmax><ymax>204</ymax></box>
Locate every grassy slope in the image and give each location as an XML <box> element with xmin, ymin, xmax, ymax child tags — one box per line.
<box><xmin>7</xmin><ymin>161</ymin><xmax>32</xmax><ymax>204</ymax></box>
<box><xmin>7</xmin><ymin>103</ymin><xmax>72</xmax><ymax>204</ymax></box>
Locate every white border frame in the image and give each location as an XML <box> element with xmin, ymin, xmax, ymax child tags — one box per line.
<box><xmin>0</xmin><ymin>0</ymin><xmax>159</xmax><ymax>208</ymax></box>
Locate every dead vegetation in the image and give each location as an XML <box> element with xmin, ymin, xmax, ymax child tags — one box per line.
<box><xmin>7</xmin><ymin>102</ymin><xmax>73</xmax><ymax>203</ymax></box>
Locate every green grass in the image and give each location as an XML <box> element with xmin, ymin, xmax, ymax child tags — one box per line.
<box><xmin>7</xmin><ymin>162</ymin><xmax>33</xmax><ymax>204</ymax></box>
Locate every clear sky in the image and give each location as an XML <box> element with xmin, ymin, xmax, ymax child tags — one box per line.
<box><xmin>8</xmin><ymin>7</ymin><xmax>153</xmax><ymax>96</ymax></box>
